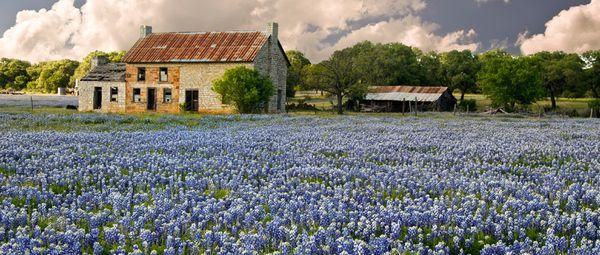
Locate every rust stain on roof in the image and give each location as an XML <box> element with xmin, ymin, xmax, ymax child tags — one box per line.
<box><xmin>369</xmin><ymin>86</ymin><xmax>448</xmax><ymax>94</ymax></box>
<box><xmin>123</xmin><ymin>31</ymin><xmax>268</xmax><ymax>63</ymax></box>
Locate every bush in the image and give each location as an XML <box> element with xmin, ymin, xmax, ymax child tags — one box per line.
<box><xmin>212</xmin><ymin>66</ymin><xmax>274</xmax><ymax>114</ymax></box>
<box><xmin>286</xmin><ymin>100</ymin><xmax>319</xmax><ymax>112</ymax></box>
<box><xmin>458</xmin><ymin>99</ymin><xmax>477</xmax><ymax>111</ymax></box>
<box><xmin>589</xmin><ymin>99</ymin><xmax>600</xmax><ymax>118</ymax></box>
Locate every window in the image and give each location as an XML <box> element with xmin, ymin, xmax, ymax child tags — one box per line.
<box><xmin>110</xmin><ymin>87</ymin><xmax>118</xmax><ymax>102</ymax></box>
<box><xmin>133</xmin><ymin>88</ymin><xmax>141</xmax><ymax>102</ymax></box>
<box><xmin>159</xmin><ymin>67</ymin><xmax>168</xmax><ymax>82</ymax></box>
<box><xmin>137</xmin><ymin>67</ymin><xmax>146</xmax><ymax>82</ymax></box>
<box><xmin>163</xmin><ymin>88</ymin><xmax>172</xmax><ymax>103</ymax></box>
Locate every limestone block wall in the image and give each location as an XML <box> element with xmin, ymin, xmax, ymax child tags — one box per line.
<box><xmin>253</xmin><ymin>41</ymin><xmax>288</xmax><ymax>113</ymax></box>
<box><xmin>78</xmin><ymin>81</ymin><xmax>126</xmax><ymax>112</ymax></box>
<box><xmin>179</xmin><ymin>63</ymin><xmax>250</xmax><ymax>113</ymax></box>
<box><xmin>125</xmin><ymin>65</ymin><xmax>181</xmax><ymax>114</ymax></box>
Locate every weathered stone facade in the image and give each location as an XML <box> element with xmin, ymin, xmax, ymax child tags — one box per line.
<box><xmin>78</xmin><ymin>81</ymin><xmax>126</xmax><ymax>112</ymax></box>
<box><xmin>124</xmin><ymin>65</ymin><xmax>181</xmax><ymax>114</ymax></box>
<box><xmin>79</xmin><ymin>23</ymin><xmax>288</xmax><ymax>114</ymax></box>
<box><xmin>253</xmin><ymin>35</ymin><xmax>288</xmax><ymax>113</ymax></box>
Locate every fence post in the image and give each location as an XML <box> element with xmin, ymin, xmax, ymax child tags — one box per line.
<box><xmin>30</xmin><ymin>96</ymin><xmax>34</xmax><ymax>111</ymax></box>
<box><xmin>466</xmin><ymin>105</ymin><xmax>470</xmax><ymax>115</ymax></box>
<box><xmin>592</xmin><ymin>108</ymin><xmax>595</xmax><ymax>119</ymax></box>
<box><xmin>402</xmin><ymin>98</ymin><xmax>405</xmax><ymax>116</ymax></box>
<box><xmin>454</xmin><ymin>104</ymin><xmax>457</xmax><ymax>116</ymax></box>
<box><xmin>414</xmin><ymin>97</ymin><xmax>418</xmax><ymax>116</ymax></box>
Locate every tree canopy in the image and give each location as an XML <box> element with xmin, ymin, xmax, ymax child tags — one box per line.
<box><xmin>0</xmin><ymin>58</ymin><xmax>32</xmax><ymax>90</ymax></box>
<box><xmin>582</xmin><ymin>50</ymin><xmax>600</xmax><ymax>99</ymax></box>
<box><xmin>441</xmin><ymin>50</ymin><xmax>480</xmax><ymax>101</ymax></box>
<box><xmin>305</xmin><ymin>46</ymin><xmax>367</xmax><ymax>114</ymax></box>
<box><xmin>212</xmin><ymin>66</ymin><xmax>274</xmax><ymax>113</ymax></box>
<box><xmin>532</xmin><ymin>51</ymin><xmax>584</xmax><ymax>109</ymax></box>
<box><xmin>286</xmin><ymin>50</ymin><xmax>311</xmax><ymax>98</ymax></box>
<box><xmin>27</xmin><ymin>60</ymin><xmax>80</xmax><ymax>93</ymax></box>
<box><xmin>478</xmin><ymin>50</ymin><xmax>544</xmax><ymax>110</ymax></box>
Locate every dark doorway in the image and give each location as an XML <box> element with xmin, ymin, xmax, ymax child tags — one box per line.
<box><xmin>147</xmin><ymin>88</ymin><xmax>156</xmax><ymax>111</ymax></box>
<box><xmin>277</xmin><ymin>89</ymin><xmax>283</xmax><ymax>111</ymax></box>
<box><xmin>93</xmin><ymin>87</ymin><xmax>102</xmax><ymax>110</ymax></box>
<box><xmin>185</xmin><ymin>90</ymin><xmax>199</xmax><ymax>112</ymax></box>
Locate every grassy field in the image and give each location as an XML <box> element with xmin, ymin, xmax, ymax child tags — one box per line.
<box><xmin>290</xmin><ymin>91</ymin><xmax>595</xmax><ymax>117</ymax></box>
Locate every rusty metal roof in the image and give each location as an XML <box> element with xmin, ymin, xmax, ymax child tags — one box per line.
<box><xmin>122</xmin><ymin>31</ymin><xmax>269</xmax><ymax>63</ymax></box>
<box><xmin>366</xmin><ymin>86</ymin><xmax>449</xmax><ymax>102</ymax></box>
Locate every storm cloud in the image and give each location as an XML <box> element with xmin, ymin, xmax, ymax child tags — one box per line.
<box><xmin>0</xmin><ymin>0</ymin><xmax>480</xmax><ymax>62</ymax></box>
<box><xmin>519</xmin><ymin>0</ymin><xmax>600</xmax><ymax>55</ymax></box>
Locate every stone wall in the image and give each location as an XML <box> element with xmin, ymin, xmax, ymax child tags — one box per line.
<box><xmin>125</xmin><ymin>65</ymin><xmax>180</xmax><ymax>114</ymax></box>
<box><xmin>179</xmin><ymin>63</ymin><xmax>250</xmax><ymax>113</ymax></box>
<box><xmin>78</xmin><ymin>81</ymin><xmax>126</xmax><ymax>112</ymax></box>
<box><xmin>253</xmin><ymin>40</ymin><xmax>288</xmax><ymax>113</ymax></box>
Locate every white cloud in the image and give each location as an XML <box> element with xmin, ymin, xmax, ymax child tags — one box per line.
<box><xmin>519</xmin><ymin>0</ymin><xmax>600</xmax><ymax>55</ymax></box>
<box><xmin>330</xmin><ymin>17</ymin><xmax>479</xmax><ymax>54</ymax></box>
<box><xmin>0</xmin><ymin>0</ymin><xmax>479</xmax><ymax>62</ymax></box>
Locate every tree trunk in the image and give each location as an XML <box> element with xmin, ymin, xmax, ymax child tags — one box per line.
<box><xmin>550</xmin><ymin>90</ymin><xmax>557</xmax><ymax>110</ymax></box>
<box><xmin>460</xmin><ymin>91</ymin><xmax>465</xmax><ymax>102</ymax></box>
<box><xmin>336</xmin><ymin>93</ymin><xmax>344</xmax><ymax>115</ymax></box>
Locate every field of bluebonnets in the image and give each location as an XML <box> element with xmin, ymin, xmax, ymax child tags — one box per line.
<box><xmin>0</xmin><ymin>112</ymin><xmax>599</xmax><ymax>254</ymax></box>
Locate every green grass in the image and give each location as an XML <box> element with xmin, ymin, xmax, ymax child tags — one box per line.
<box><xmin>204</xmin><ymin>188</ymin><xmax>231</xmax><ymax>200</ymax></box>
<box><xmin>459</xmin><ymin>93</ymin><xmax>594</xmax><ymax>113</ymax></box>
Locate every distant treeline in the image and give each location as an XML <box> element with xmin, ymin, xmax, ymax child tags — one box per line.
<box><xmin>2</xmin><ymin>42</ymin><xmax>599</xmax><ymax>113</ymax></box>
<box><xmin>286</xmin><ymin>41</ymin><xmax>600</xmax><ymax>113</ymax></box>
<box><xmin>0</xmin><ymin>51</ymin><xmax>125</xmax><ymax>94</ymax></box>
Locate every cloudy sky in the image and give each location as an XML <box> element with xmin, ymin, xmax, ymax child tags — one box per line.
<box><xmin>0</xmin><ymin>0</ymin><xmax>597</xmax><ymax>63</ymax></box>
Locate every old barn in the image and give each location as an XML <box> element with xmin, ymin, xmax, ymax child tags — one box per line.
<box><xmin>362</xmin><ymin>86</ymin><xmax>457</xmax><ymax>112</ymax></box>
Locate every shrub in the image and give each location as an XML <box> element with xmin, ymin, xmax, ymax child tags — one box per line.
<box><xmin>212</xmin><ymin>66</ymin><xmax>274</xmax><ymax>114</ymax></box>
<box><xmin>458</xmin><ymin>99</ymin><xmax>477</xmax><ymax>111</ymax></box>
<box><xmin>589</xmin><ymin>99</ymin><xmax>600</xmax><ymax>117</ymax></box>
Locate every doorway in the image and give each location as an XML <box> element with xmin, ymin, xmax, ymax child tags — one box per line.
<box><xmin>147</xmin><ymin>88</ymin><xmax>156</xmax><ymax>111</ymax></box>
<box><xmin>277</xmin><ymin>89</ymin><xmax>283</xmax><ymax>111</ymax></box>
<box><xmin>185</xmin><ymin>90</ymin><xmax>199</xmax><ymax>112</ymax></box>
<box><xmin>93</xmin><ymin>87</ymin><xmax>102</xmax><ymax>110</ymax></box>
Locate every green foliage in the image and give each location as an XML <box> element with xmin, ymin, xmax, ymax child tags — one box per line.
<box><xmin>458</xmin><ymin>99</ymin><xmax>477</xmax><ymax>111</ymax></box>
<box><xmin>212</xmin><ymin>66</ymin><xmax>274</xmax><ymax>113</ymax></box>
<box><xmin>71</xmin><ymin>50</ymin><xmax>126</xmax><ymax>87</ymax></box>
<box><xmin>589</xmin><ymin>99</ymin><xmax>600</xmax><ymax>117</ymax></box>
<box><xmin>441</xmin><ymin>50</ymin><xmax>480</xmax><ymax>101</ymax></box>
<box><xmin>582</xmin><ymin>50</ymin><xmax>600</xmax><ymax>99</ymax></box>
<box><xmin>27</xmin><ymin>60</ymin><xmax>79</xmax><ymax>93</ymax></box>
<box><xmin>305</xmin><ymin>46</ymin><xmax>363</xmax><ymax>114</ymax></box>
<box><xmin>532</xmin><ymin>51</ymin><xmax>584</xmax><ymax>109</ymax></box>
<box><xmin>0</xmin><ymin>58</ymin><xmax>32</xmax><ymax>90</ymax></box>
<box><xmin>415</xmin><ymin>50</ymin><xmax>447</xmax><ymax>86</ymax></box>
<box><xmin>286</xmin><ymin>50</ymin><xmax>311</xmax><ymax>97</ymax></box>
<box><xmin>478</xmin><ymin>50</ymin><xmax>545</xmax><ymax>111</ymax></box>
<box><xmin>351</xmin><ymin>41</ymin><xmax>423</xmax><ymax>86</ymax></box>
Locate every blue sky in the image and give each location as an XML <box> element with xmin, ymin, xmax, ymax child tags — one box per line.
<box><xmin>0</xmin><ymin>0</ymin><xmax>596</xmax><ymax>62</ymax></box>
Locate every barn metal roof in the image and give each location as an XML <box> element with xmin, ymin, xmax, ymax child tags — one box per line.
<box><xmin>122</xmin><ymin>31</ymin><xmax>269</xmax><ymax>63</ymax></box>
<box><xmin>80</xmin><ymin>63</ymin><xmax>126</xmax><ymax>82</ymax></box>
<box><xmin>365</xmin><ymin>86</ymin><xmax>449</xmax><ymax>102</ymax></box>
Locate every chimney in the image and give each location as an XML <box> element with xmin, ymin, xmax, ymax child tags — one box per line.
<box><xmin>140</xmin><ymin>25</ymin><xmax>153</xmax><ymax>38</ymax></box>
<box><xmin>266</xmin><ymin>22</ymin><xmax>278</xmax><ymax>44</ymax></box>
<box><xmin>91</xmin><ymin>56</ymin><xmax>108</xmax><ymax>70</ymax></box>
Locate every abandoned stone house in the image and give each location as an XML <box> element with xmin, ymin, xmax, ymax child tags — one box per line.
<box><xmin>78</xmin><ymin>23</ymin><xmax>289</xmax><ymax>114</ymax></box>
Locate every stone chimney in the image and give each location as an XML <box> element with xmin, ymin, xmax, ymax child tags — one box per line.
<box><xmin>266</xmin><ymin>22</ymin><xmax>278</xmax><ymax>44</ymax></box>
<box><xmin>91</xmin><ymin>56</ymin><xmax>108</xmax><ymax>70</ymax></box>
<box><xmin>140</xmin><ymin>25</ymin><xmax>153</xmax><ymax>38</ymax></box>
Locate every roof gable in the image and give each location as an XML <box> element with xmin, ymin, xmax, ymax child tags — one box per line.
<box><xmin>122</xmin><ymin>31</ymin><xmax>269</xmax><ymax>63</ymax></box>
